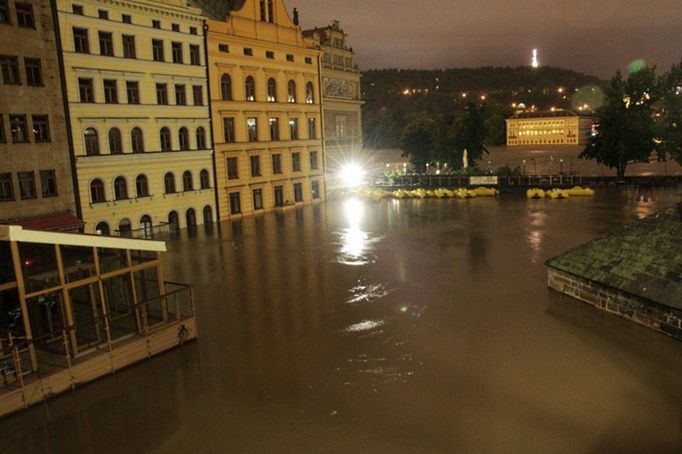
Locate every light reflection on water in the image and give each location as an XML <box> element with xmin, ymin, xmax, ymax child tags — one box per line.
<box><xmin>336</xmin><ymin>197</ymin><xmax>382</xmax><ymax>265</ymax></box>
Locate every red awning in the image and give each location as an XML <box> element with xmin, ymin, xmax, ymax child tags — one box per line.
<box><xmin>11</xmin><ymin>213</ymin><xmax>84</xmax><ymax>232</ymax></box>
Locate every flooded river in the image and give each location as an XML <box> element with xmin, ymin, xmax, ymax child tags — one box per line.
<box><xmin>3</xmin><ymin>187</ymin><xmax>682</xmax><ymax>453</ymax></box>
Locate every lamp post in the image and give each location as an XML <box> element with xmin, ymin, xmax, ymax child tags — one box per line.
<box><xmin>522</xmin><ymin>159</ymin><xmax>526</xmax><ymax>175</ymax></box>
<box><xmin>559</xmin><ymin>158</ymin><xmax>564</xmax><ymax>175</ymax></box>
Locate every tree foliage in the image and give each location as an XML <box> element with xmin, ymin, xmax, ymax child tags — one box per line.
<box><xmin>452</xmin><ymin>102</ymin><xmax>489</xmax><ymax>165</ymax></box>
<box><xmin>580</xmin><ymin>68</ymin><xmax>659</xmax><ymax>178</ymax></box>
<box><xmin>658</xmin><ymin>60</ymin><xmax>682</xmax><ymax>165</ymax></box>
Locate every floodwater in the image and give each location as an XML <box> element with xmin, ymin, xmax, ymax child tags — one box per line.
<box><xmin>3</xmin><ymin>187</ymin><xmax>682</xmax><ymax>453</ymax></box>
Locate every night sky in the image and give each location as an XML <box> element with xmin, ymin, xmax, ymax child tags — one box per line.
<box><xmin>291</xmin><ymin>0</ymin><xmax>682</xmax><ymax>78</ymax></box>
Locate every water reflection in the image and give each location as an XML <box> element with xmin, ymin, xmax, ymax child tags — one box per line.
<box><xmin>336</xmin><ymin>197</ymin><xmax>380</xmax><ymax>265</ymax></box>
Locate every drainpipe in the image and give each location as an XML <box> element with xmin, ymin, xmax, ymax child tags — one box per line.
<box><xmin>203</xmin><ymin>20</ymin><xmax>221</xmax><ymax>225</ymax></box>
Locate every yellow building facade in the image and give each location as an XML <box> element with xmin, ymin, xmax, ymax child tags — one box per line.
<box><xmin>56</xmin><ymin>0</ymin><xmax>216</xmax><ymax>236</ymax></box>
<box><xmin>205</xmin><ymin>0</ymin><xmax>324</xmax><ymax>220</ymax></box>
<box><xmin>506</xmin><ymin>110</ymin><xmax>595</xmax><ymax>146</ymax></box>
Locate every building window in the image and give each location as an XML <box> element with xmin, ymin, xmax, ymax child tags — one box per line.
<box><xmin>164</xmin><ymin>172</ymin><xmax>175</xmax><ymax>193</ymax></box>
<box><xmin>247</xmin><ymin>117</ymin><xmax>257</xmax><ymax>142</ymax></box>
<box><xmin>289</xmin><ymin>118</ymin><xmax>298</xmax><ymax>140</ymax></box>
<box><xmin>250</xmin><ymin>155</ymin><xmax>261</xmax><ymax>177</ymax></box>
<box><xmin>269</xmin><ymin>117</ymin><xmax>279</xmax><ymax>140</ymax></box>
<box><xmin>25</xmin><ymin>58</ymin><xmax>42</xmax><ymax>86</ymax></box>
<box><xmin>335</xmin><ymin>116</ymin><xmax>347</xmax><ymax>137</ymax></box>
<box><xmin>32</xmin><ymin>115</ymin><xmax>50</xmax><ymax>142</ymax></box>
<box><xmin>103</xmin><ymin>79</ymin><xmax>118</xmax><ymax>103</ymax></box>
<box><xmin>159</xmin><ymin>127</ymin><xmax>171</xmax><ymax>151</ymax></box>
<box><xmin>126</xmin><ymin>81</ymin><xmax>139</xmax><ymax>104</ymax></box>
<box><xmin>189</xmin><ymin>45</ymin><xmax>200</xmax><ymax>65</ymax></box>
<box><xmin>259</xmin><ymin>0</ymin><xmax>266</xmax><ymax>21</ymax></box>
<box><xmin>72</xmin><ymin>4</ymin><xmax>83</xmax><ymax>14</ymax></box>
<box><xmin>122</xmin><ymin>35</ymin><xmax>136</xmax><ymax>58</ymax></box>
<box><xmin>99</xmin><ymin>31</ymin><xmax>114</xmax><ymax>56</ymax></box>
<box><xmin>114</xmin><ymin>176</ymin><xmax>128</xmax><ymax>200</ymax></box>
<box><xmin>312</xmin><ymin>180</ymin><xmax>320</xmax><ymax>199</ymax></box>
<box><xmin>73</xmin><ymin>28</ymin><xmax>89</xmax><ymax>53</ymax></box>
<box><xmin>98</xmin><ymin>9</ymin><xmax>108</xmax><ymax>19</ymax></box>
<box><xmin>306</xmin><ymin>82</ymin><xmax>314</xmax><ymax>104</ymax></box>
<box><xmin>0</xmin><ymin>172</ymin><xmax>13</xmax><ymax>201</ymax></box>
<box><xmin>10</xmin><ymin>114</ymin><xmax>28</xmax><ymax>143</ymax></box>
<box><xmin>253</xmin><ymin>189</ymin><xmax>263</xmax><ymax>210</ymax></box>
<box><xmin>218</xmin><ymin>43</ymin><xmax>229</xmax><ymax>53</ymax></box>
<box><xmin>0</xmin><ymin>115</ymin><xmax>5</xmax><ymax>142</ymax></box>
<box><xmin>140</xmin><ymin>215</ymin><xmax>152</xmax><ymax>237</ymax></box>
<box><xmin>293</xmin><ymin>182</ymin><xmax>302</xmax><ymax>202</ymax></box>
<box><xmin>171</xmin><ymin>23</ymin><xmax>179</xmax><ymax>32</ymax></box>
<box><xmin>78</xmin><ymin>78</ymin><xmax>94</xmax><ymax>102</ymax></box>
<box><xmin>292</xmin><ymin>152</ymin><xmax>301</xmax><ymax>172</ymax></box>
<box><xmin>18</xmin><ymin>171</ymin><xmax>36</xmax><ymax>199</ymax></box>
<box><xmin>90</xmin><ymin>178</ymin><xmax>105</xmax><ymax>203</ymax></box>
<box><xmin>267</xmin><ymin>77</ymin><xmax>276</xmax><ymax>102</ymax></box>
<box><xmin>152</xmin><ymin>39</ymin><xmax>164</xmax><ymax>61</ymax></box>
<box><xmin>267</xmin><ymin>0</ymin><xmax>273</xmax><ymax>22</ymax></box>
<box><xmin>305</xmin><ymin>57</ymin><xmax>312</xmax><ymax>64</ymax></box>
<box><xmin>192</xmin><ymin>85</ymin><xmax>203</xmax><ymax>105</ymax></box>
<box><xmin>227</xmin><ymin>157</ymin><xmax>238</xmax><ymax>179</ymax></box>
<box><xmin>223</xmin><ymin>117</ymin><xmax>235</xmax><ymax>143</ymax></box>
<box><xmin>0</xmin><ymin>55</ymin><xmax>20</xmax><ymax>84</ymax></box>
<box><xmin>15</xmin><ymin>2</ymin><xmax>34</xmax><ymax>28</ymax></box>
<box><xmin>245</xmin><ymin>75</ymin><xmax>255</xmax><ymax>101</ymax></box>
<box><xmin>0</xmin><ymin>0</ymin><xmax>10</xmax><ymax>23</ymax></box>
<box><xmin>309</xmin><ymin>151</ymin><xmax>318</xmax><ymax>170</ymax></box>
<box><xmin>182</xmin><ymin>170</ymin><xmax>193</xmax><ymax>191</ymax></box>
<box><xmin>286</xmin><ymin>54</ymin><xmax>294</xmax><ymax>62</ymax></box>
<box><xmin>200</xmin><ymin>169</ymin><xmax>210</xmax><ymax>189</ymax></box>
<box><xmin>171</xmin><ymin>42</ymin><xmax>182</xmax><ymax>63</ymax></box>
<box><xmin>196</xmin><ymin>127</ymin><xmax>206</xmax><ymax>149</ymax></box>
<box><xmin>308</xmin><ymin>117</ymin><xmax>316</xmax><ymax>139</ymax></box>
<box><xmin>220</xmin><ymin>74</ymin><xmax>232</xmax><ymax>100</ymax></box>
<box><xmin>152</xmin><ymin>19</ymin><xmax>160</xmax><ymax>29</ymax></box>
<box><xmin>243</xmin><ymin>47</ymin><xmax>253</xmax><ymax>56</ymax></box>
<box><xmin>271</xmin><ymin>153</ymin><xmax>281</xmax><ymax>174</ymax></box>
<box><xmin>287</xmin><ymin>80</ymin><xmax>296</xmax><ymax>103</ymax></box>
<box><xmin>122</xmin><ymin>13</ymin><xmax>131</xmax><ymax>24</ymax></box>
<box><xmin>189</xmin><ymin>26</ymin><xmax>197</xmax><ymax>35</ymax></box>
<box><xmin>108</xmin><ymin>127</ymin><xmax>122</xmax><ymax>154</ymax></box>
<box><xmin>83</xmin><ymin>127</ymin><xmax>99</xmax><ymax>154</ymax></box>
<box><xmin>136</xmin><ymin>174</ymin><xmax>149</xmax><ymax>197</ymax></box>
<box><xmin>156</xmin><ymin>83</ymin><xmax>168</xmax><ymax>104</ymax></box>
<box><xmin>175</xmin><ymin>84</ymin><xmax>186</xmax><ymax>105</ymax></box>
<box><xmin>265</xmin><ymin>50</ymin><xmax>274</xmax><ymax>59</ymax></box>
<box><xmin>274</xmin><ymin>185</ymin><xmax>283</xmax><ymax>207</ymax></box>
<box><xmin>178</xmin><ymin>127</ymin><xmax>189</xmax><ymax>150</ymax></box>
<box><xmin>131</xmin><ymin>127</ymin><xmax>144</xmax><ymax>152</ymax></box>
<box><xmin>229</xmin><ymin>192</ymin><xmax>241</xmax><ymax>214</ymax></box>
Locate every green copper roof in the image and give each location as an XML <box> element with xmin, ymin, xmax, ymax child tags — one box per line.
<box><xmin>547</xmin><ymin>203</ymin><xmax>682</xmax><ymax>308</ymax></box>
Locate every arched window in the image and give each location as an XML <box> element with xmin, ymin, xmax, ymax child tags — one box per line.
<box><xmin>200</xmin><ymin>169</ymin><xmax>210</xmax><ymax>189</ymax></box>
<box><xmin>179</xmin><ymin>127</ymin><xmax>190</xmax><ymax>150</ymax></box>
<box><xmin>306</xmin><ymin>81</ymin><xmax>314</xmax><ymax>104</ymax></box>
<box><xmin>220</xmin><ymin>74</ymin><xmax>232</xmax><ymax>100</ymax></box>
<box><xmin>203</xmin><ymin>205</ymin><xmax>213</xmax><ymax>226</ymax></box>
<box><xmin>267</xmin><ymin>78</ymin><xmax>277</xmax><ymax>102</ymax></box>
<box><xmin>267</xmin><ymin>0</ymin><xmax>274</xmax><ymax>22</ymax></box>
<box><xmin>140</xmin><ymin>215</ymin><xmax>153</xmax><ymax>238</ymax></box>
<box><xmin>108</xmin><ymin>128</ymin><xmax>122</xmax><ymax>154</ymax></box>
<box><xmin>95</xmin><ymin>221</ymin><xmax>110</xmax><ymax>236</ymax></box>
<box><xmin>245</xmin><ymin>75</ymin><xmax>255</xmax><ymax>101</ymax></box>
<box><xmin>136</xmin><ymin>174</ymin><xmax>149</xmax><ymax>197</ymax></box>
<box><xmin>186</xmin><ymin>208</ymin><xmax>196</xmax><ymax>228</ymax></box>
<box><xmin>131</xmin><ymin>127</ymin><xmax>144</xmax><ymax>153</ymax></box>
<box><xmin>118</xmin><ymin>218</ymin><xmax>132</xmax><ymax>237</ymax></box>
<box><xmin>160</xmin><ymin>127</ymin><xmax>172</xmax><ymax>151</ymax></box>
<box><xmin>168</xmin><ymin>211</ymin><xmax>179</xmax><ymax>233</ymax></box>
<box><xmin>113</xmin><ymin>176</ymin><xmax>128</xmax><ymax>200</ymax></box>
<box><xmin>164</xmin><ymin>172</ymin><xmax>176</xmax><ymax>194</ymax></box>
<box><xmin>84</xmin><ymin>128</ymin><xmax>99</xmax><ymax>155</ymax></box>
<box><xmin>182</xmin><ymin>170</ymin><xmax>193</xmax><ymax>191</ymax></box>
<box><xmin>90</xmin><ymin>178</ymin><xmax>105</xmax><ymax>203</ymax></box>
<box><xmin>196</xmin><ymin>127</ymin><xmax>206</xmax><ymax>149</ymax></box>
<box><xmin>287</xmin><ymin>80</ymin><xmax>296</xmax><ymax>103</ymax></box>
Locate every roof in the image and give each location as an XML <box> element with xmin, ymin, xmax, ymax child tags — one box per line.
<box><xmin>546</xmin><ymin>203</ymin><xmax>682</xmax><ymax>309</ymax></box>
<box><xmin>8</xmin><ymin>212</ymin><xmax>84</xmax><ymax>231</ymax></box>
<box><xmin>0</xmin><ymin>225</ymin><xmax>167</xmax><ymax>252</ymax></box>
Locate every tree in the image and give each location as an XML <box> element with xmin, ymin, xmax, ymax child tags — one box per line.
<box><xmin>399</xmin><ymin>114</ymin><xmax>433</xmax><ymax>170</ymax></box>
<box><xmin>452</xmin><ymin>101</ymin><xmax>488</xmax><ymax>167</ymax></box>
<box><xmin>485</xmin><ymin>114</ymin><xmax>507</xmax><ymax>145</ymax></box>
<box><xmin>580</xmin><ymin>68</ymin><xmax>659</xmax><ymax>178</ymax></box>
<box><xmin>658</xmin><ymin>60</ymin><xmax>682</xmax><ymax>165</ymax></box>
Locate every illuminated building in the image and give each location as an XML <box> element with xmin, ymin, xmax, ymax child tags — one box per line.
<box><xmin>204</xmin><ymin>0</ymin><xmax>324</xmax><ymax>220</ymax></box>
<box><xmin>0</xmin><ymin>0</ymin><xmax>79</xmax><ymax>230</ymax></box>
<box><xmin>506</xmin><ymin>110</ymin><xmax>595</xmax><ymax>146</ymax></box>
<box><xmin>55</xmin><ymin>0</ymin><xmax>216</xmax><ymax>235</ymax></box>
<box><xmin>303</xmin><ymin>20</ymin><xmax>363</xmax><ymax>178</ymax></box>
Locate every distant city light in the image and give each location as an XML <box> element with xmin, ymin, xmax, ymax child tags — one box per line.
<box><xmin>462</xmin><ymin>92</ymin><xmax>467</xmax><ymax>98</ymax></box>
<box><xmin>480</xmin><ymin>94</ymin><xmax>486</xmax><ymax>100</ymax></box>
<box><xmin>558</xmin><ymin>87</ymin><xmax>564</xmax><ymax>93</ymax></box>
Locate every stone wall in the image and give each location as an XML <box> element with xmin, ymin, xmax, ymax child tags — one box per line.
<box><xmin>548</xmin><ymin>268</ymin><xmax>682</xmax><ymax>341</ymax></box>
